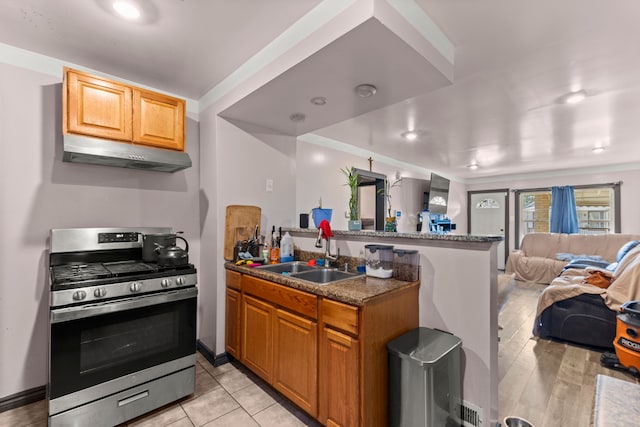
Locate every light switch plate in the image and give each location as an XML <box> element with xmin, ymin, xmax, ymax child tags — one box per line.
<box><xmin>266</xmin><ymin>179</ymin><xmax>273</xmax><ymax>192</ymax></box>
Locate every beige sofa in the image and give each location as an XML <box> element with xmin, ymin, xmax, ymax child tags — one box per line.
<box><xmin>506</xmin><ymin>233</ymin><xmax>640</xmax><ymax>284</ymax></box>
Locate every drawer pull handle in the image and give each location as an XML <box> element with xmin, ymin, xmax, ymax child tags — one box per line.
<box><xmin>118</xmin><ymin>390</ymin><xmax>149</xmax><ymax>407</ymax></box>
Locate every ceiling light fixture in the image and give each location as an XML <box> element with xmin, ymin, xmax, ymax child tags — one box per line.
<box><xmin>289</xmin><ymin>113</ymin><xmax>306</xmax><ymax>123</ymax></box>
<box><xmin>310</xmin><ymin>96</ymin><xmax>327</xmax><ymax>106</ymax></box>
<box><xmin>558</xmin><ymin>89</ymin><xmax>587</xmax><ymax>105</ymax></box>
<box><xmin>113</xmin><ymin>1</ymin><xmax>141</xmax><ymax>19</ymax></box>
<box><xmin>354</xmin><ymin>84</ymin><xmax>377</xmax><ymax>98</ymax></box>
<box><xmin>468</xmin><ymin>163</ymin><xmax>479</xmax><ymax>170</ymax></box>
<box><xmin>401</xmin><ymin>130</ymin><xmax>425</xmax><ymax>141</ymax></box>
<box><xmin>592</xmin><ymin>146</ymin><xmax>605</xmax><ymax>154</ymax></box>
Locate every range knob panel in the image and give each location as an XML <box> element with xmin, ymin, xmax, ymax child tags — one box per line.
<box><xmin>129</xmin><ymin>282</ymin><xmax>142</xmax><ymax>293</ymax></box>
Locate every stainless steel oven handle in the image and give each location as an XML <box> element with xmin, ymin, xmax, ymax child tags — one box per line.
<box><xmin>50</xmin><ymin>287</ymin><xmax>198</xmax><ymax>323</ymax></box>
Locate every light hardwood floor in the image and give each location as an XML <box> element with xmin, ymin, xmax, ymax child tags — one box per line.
<box><xmin>498</xmin><ymin>279</ymin><xmax>640</xmax><ymax>427</ymax></box>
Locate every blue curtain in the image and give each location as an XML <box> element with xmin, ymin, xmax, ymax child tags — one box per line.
<box><xmin>550</xmin><ymin>186</ymin><xmax>579</xmax><ymax>233</ymax></box>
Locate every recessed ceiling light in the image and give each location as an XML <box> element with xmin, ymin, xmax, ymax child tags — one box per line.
<box><xmin>310</xmin><ymin>96</ymin><xmax>327</xmax><ymax>106</ymax></box>
<box><xmin>354</xmin><ymin>84</ymin><xmax>377</xmax><ymax>98</ymax></box>
<box><xmin>401</xmin><ymin>130</ymin><xmax>425</xmax><ymax>141</ymax></box>
<box><xmin>468</xmin><ymin>163</ymin><xmax>479</xmax><ymax>170</ymax></box>
<box><xmin>592</xmin><ymin>146</ymin><xmax>605</xmax><ymax>154</ymax></box>
<box><xmin>558</xmin><ymin>89</ymin><xmax>587</xmax><ymax>105</ymax></box>
<box><xmin>289</xmin><ymin>113</ymin><xmax>306</xmax><ymax>122</ymax></box>
<box><xmin>113</xmin><ymin>1</ymin><xmax>141</xmax><ymax>19</ymax></box>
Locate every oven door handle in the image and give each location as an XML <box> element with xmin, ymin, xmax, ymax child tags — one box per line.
<box><xmin>50</xmin><ymin>287</ymin><xmax>198</xmax><ymax>323</ymax></box>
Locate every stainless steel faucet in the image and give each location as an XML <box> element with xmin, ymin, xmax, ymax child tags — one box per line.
<box><xmin>315</xmin><ymin>229</ymin><xmax>339</xmax><ymax>267</ymax></box>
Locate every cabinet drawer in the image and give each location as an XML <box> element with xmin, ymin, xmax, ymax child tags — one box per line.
<box><xmin>321</xmin><ymin>299</ymin><xmax>359</xmax><ymax>336</ymax></box>
<box><xmin>243</xmin><ymin>275</ymin><xmax>317</xmax><ymax>320</ymax></box>
<box><xmin>226</xmin><ymin>270</ymin><xmax>242</xmax><ymax>290</ymax></box>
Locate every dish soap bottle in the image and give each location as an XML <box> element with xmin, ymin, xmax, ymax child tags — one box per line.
<box><xmin>357</xmin><ymin>249</ymin><xmax>366</xmax><ymax>273</ymax></box>
<box><xmin>280</xmin><ymin>232</ymin><xmax>294</xmax><ymax>262</ymax></box>
<box><xmin>269</xmin><ymin>230</ymin><xmax>280</xmax><ymax>264</ymax></box>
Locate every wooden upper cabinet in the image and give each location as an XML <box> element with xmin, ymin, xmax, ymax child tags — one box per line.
<box><xmin>65</xmin><ymin>69</ymin><xmax>132</xmax><ymax>141</ymax></box>
<box><xmin>63</xmin><ymin>68</ymin><xmax>186</xmax><ymax>152</ymax></box>
<box><xmin>133</xmin><ymin>89</ymin><xmax>185</xmax><ymax>151</ymax></box>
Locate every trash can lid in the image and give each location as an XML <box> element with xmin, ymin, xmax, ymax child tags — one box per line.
<box><xmin>387</xmin><ymin>327</ymin><xmax>462</xmax><ymax>366</ymax></box>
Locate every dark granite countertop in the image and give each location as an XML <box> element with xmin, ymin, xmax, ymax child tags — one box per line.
<box><xmin>283</xmin><ymin>228</ymin><xmax>503</xmax><ymax>244</ymax></box>
<box><xmin>225</xmin><ymin>262</ymin><xmax>419</xmax><ymax>307</ymax></box>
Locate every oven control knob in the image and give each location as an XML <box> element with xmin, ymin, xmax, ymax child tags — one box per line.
<box><xmin>94</xmin><ymin>288</ymin><xmax>107</xmax><ymax>298</ymax></box>
<box><xmin>161</xmin><ymin>279</ymin><xmax>171</xmax><ymax>288</ymax></box>
<box><xmin>176</xmin><ymin>277</ymin><xmax>186</xmax><ymax>286</ymax></box>
<box><xmin>72</xmin><ymin>290</ymin><xmax>87</xmax><ymax>301</ymax></box>
<box><xmin>130</xmin><ymin>282</ymin><xmax>142</xmax><ymax>293</ymax></box>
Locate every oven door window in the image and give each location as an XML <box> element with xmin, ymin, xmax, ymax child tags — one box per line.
<box><xmin>50</xmin><ymin>296</ymin><xmax>196</xmax><ymax>399</ymax></box>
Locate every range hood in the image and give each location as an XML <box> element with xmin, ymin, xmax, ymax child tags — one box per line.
<box><xmin>62</xmin><ymin>134</ymin><xmax>192</xmax><ymax>173</ymax></box>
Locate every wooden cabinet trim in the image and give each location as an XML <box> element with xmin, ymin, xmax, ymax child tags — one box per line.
<box><xmin>224</xmin><ymin>288</ymin><xmax>241</xmax><ymax>359</ymax></box>
<box><xmin>226</xmin><ymin>270</ymin><xmax>242</xmax><ymax>290</ymax></box>
<box><xmin>243</xmin><ymin>275</ymin><xmax>317</xmax><ymax>320</ymax></box>
<box><xmin>321</xmin><ymin>298</ymin><xmax>359</xmax><ymax>336</ymax></box>
<box><xmin>132</xmin><ymin>88</ymin><xmax>185</xmax><ymax>151</ymax></box>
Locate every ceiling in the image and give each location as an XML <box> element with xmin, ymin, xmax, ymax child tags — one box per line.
<box><xmin>2</xmin><ymin>0</ymin><xmax>640</xmax><ymax>180</ymax></box>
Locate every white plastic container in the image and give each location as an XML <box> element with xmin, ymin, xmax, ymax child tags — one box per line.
<box><xmin>364</xmin><ymin>244</ymin><xmax>394</xmax><ymax>278</ymax></box>
<box><xmin>280</xmin><ymin>232</ymin><xmax>294</xmax><ymax>262</ymax></box>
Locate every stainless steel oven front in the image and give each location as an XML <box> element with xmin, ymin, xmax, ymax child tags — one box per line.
<box><xmin>48</xmin><ymin>287</ymin><xmax>197</xmax><ymax>426</ymax></box>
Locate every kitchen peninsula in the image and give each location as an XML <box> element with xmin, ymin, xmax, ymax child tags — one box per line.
<box><xmin>287</xmin><ymin>228</ymin><xmax>503</xmax><ymax>426</ymax></box>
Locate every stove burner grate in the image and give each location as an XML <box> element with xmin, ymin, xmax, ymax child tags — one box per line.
<box><xmin>103</xmin><ymin>261</ymin><xmax>155</xmax><ymax>276</ymax></box>
<box><xmin>51</xmin><ymin>263</ymin><xmax>111</xmax><ymax>284</ymax></box>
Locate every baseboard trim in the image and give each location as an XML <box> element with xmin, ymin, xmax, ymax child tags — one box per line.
<box><xmin>0</xmin><ymin>385</ymin><xmax>46</xmax><ymax>414</ymax></box>
<box><xmin>196</xmin><ymin>340</ymin><xmax>230</xmax><ymax>367</ymax></box>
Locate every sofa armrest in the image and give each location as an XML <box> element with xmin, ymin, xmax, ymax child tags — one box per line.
<box><xmin>562</xmin><ymin>259</ymin><xmax>612</xmax><ymax>272</ymax></box>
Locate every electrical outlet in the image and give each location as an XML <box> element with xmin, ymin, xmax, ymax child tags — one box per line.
<box><xmin>266</xmin><ymin>179</ymin><xmax>273</xmax><ymax>192</ymax></box>
<box><xmin>345</xmin><ymin>211</ymin><xmax>349</xmax><ymax>218</ymax></box>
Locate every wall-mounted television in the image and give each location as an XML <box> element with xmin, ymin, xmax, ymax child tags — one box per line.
<box><xmin>427</xmin><ymin>173</ymin><xmax>450</xmax><ymax>215</ymax></box>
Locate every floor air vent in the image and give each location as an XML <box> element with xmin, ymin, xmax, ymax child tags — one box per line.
<box><xmin>455</xmin><ymin>400</ymin><xmax>483</xmax><ymax>427</ymax></box>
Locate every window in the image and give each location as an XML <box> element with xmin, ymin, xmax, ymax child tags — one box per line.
<box><xmin>515</xmin><ymin>184</ymin><xmax>620</xmax><ymax>247</ymax></box>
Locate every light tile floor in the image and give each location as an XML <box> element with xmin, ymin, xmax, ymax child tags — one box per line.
<box><xmin>0</xmin><ymin>353</ymin><xmax>322</xmax><ymax>427</ymax></box>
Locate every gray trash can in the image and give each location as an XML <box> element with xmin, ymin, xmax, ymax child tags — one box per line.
<box><xmin>387</xmin><ymin>327</ymin><xmax>462</xmax><ymax>427</ymax></box>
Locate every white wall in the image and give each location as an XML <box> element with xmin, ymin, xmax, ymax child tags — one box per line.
<box><xmin>198</xmin><ymin>111</ymin><xmax>297</xmax><ymax>354</ymax></box>
<box><xmin>0</xmin><ymin>63</ymin><xmax>201</xmax><ymax>399</ymax></box>
<box><xmin>466</xmin><ymin>168</ymin><xmax>640</xmax><ymax>251</ymax></box>
<box><xmin>295</xmin><ymin>139</ymin><xmax>467</xmax><ymax>233</ymax></box>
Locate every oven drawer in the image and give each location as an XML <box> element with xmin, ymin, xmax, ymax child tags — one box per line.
<box><xmin>49</xmin><ymin>366</ymin><xmax>195</xmax><ymax>427</ymax></box>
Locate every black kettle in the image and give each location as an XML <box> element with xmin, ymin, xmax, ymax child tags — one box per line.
<box><xmin>155</xmin><ymin>235</ymin><xmax>189</xmax><ymax>267</ymax></box>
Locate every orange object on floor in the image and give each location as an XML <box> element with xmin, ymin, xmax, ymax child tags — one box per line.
<box><xmin>613</xmin><ymin>301</ymin><xmax>640</xmax><ymax>372</ymax></box>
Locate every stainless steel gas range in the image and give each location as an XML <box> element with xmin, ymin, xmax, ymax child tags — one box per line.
<box><xmin>47</xmin><ymin>227</ymin><xmax>198</xmax><ymax>427</ymax></box>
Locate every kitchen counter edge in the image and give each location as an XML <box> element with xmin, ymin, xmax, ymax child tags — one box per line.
<box><xmin>225</xmin><ymin>262</ymin><xmax>419</xmax><ymax>307</ymax></box>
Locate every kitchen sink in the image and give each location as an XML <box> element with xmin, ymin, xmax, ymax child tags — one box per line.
<box><xmin>257</xmin><ymin>261</ymin><xmax>318</xmax><ymax>274</ymax></box>
<box><xmin>291</xmin><ymin>269</ymin><xmax>363</xmax><ymax>285</ymax></box>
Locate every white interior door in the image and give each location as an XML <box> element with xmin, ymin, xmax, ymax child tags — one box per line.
<box><xmin>470</xmin><ymin>192</ymin><xmax>507</xmax><ymax>270</ymax></box>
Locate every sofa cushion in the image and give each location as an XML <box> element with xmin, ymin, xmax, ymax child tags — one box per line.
<box><xmin>616</xmin><ymin>240</ymin><xmax>640</xmax><ymax>263</ymax></box>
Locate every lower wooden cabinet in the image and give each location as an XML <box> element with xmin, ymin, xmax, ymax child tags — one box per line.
<box><xmin>225</xmin><ymin>288</ymin><xmax>241</xmax><ymax>359</ymax></box>
<box><xmin>242</xmin><ymin>295</ymin><xmax>274</xmax><ymax>382</ymax></box>
<box><xmin>226</xmin><ymin>269</ymin><xmax>419</xmax><ymax>427</ymax></box>
<box><xmin>319</xmin><ymin>327</ymin><xmax>360</xmax><ymax>427</ymax></box>
<box><xmin>273</xmin><ymin>309</ymin><xmax>318</xmax><ymax>416</ymax></box>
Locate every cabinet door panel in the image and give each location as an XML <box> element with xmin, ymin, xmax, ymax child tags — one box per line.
<box><xmin>273</xmin><ymin>309</ymin><xmax>318</xmax><ymax>416</ymax></box>
<box><xmin>242</xmin><ymin>295</ymin><xmax>273</xmax><ymax>382</ymax></box>
<box><xmin>225</xmin><ymin>288</ymin><xmax>241</xmax><ymax>359</ymax></box>
<box><xmin>66</xmin><ymin>70</ymin><xmax>132</xmax><ymax>141</ymax></box>
<box><xmin>319</xmin><ymin>327</ymin><xmax>359</xmax><ymax>427</ymax></box>
<box><xmin>133</xmin><ymin>89</ymin><xmax>185</xmax><ymax>151</ymax></box>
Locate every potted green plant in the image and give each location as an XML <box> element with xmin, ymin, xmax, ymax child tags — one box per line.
<box><xmin>379</xmin><ymin>176</ymin><xmax>402</xmax><ymax>232</ymax></box>
<box><xmin>311</xmin><ymin>197</ymin><xmax>333</xmax><ymax>228</ymax></box>
<box><xmin>341</xmin><ymin>166</ymin><xmax>361</xmax><ymax>231</ymax></box>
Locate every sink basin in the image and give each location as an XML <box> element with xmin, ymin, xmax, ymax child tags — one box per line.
<box><xmin>291</xmin><ymin>269</ymin><xmax>363</xmax><ymax>285</ymax></box>
<box><xmin>257</xmin><ymin>261</ymin><xmax>317</xmax><ymax>274</ymax></box>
